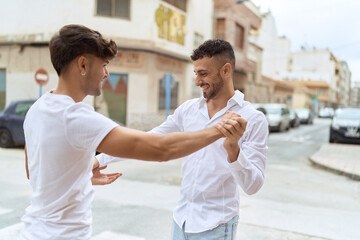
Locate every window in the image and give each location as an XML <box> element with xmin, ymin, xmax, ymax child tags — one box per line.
<box><xmin>191</xmin><ymin>79</ymin><xmax>202</xmax><ymax>98</ymax></box>
<box><xmin>194</xmin><ymin>32</ymin><xmax>204</xmax><ymax>48</ymax></box>
<box><xmin>159</xmin><ymin>75</ymin><xmax>178</xmax><ymax>110</ymax></box>
<box><xmin>215</xmin><ymin>18</ymin><xmax>225</xmax><ymax>40</ymax></box>
<box><xmin>14</xmin><ymin>102</ymin><xmax>33</xmax><ymax>116</ymax></box>
<box><xmin>248</xmin><ymin>72</ymin><xmax>256</xmax><ymax>82</ymax></box>
<box><xmin>248</xmin><ymin>27</ymin><xmax>258</xmax><ymax>43</ymax></box>
<box><xmin>235</xmin><ymin>23</ymin><xmax>245</xmax><ymax>49</ymax></box>
<box><xmin>163</xmin><ymin>0</ymin><xmax>186</xmax><ymax>11</ymax></box>
<box><xmin>96</xmin><ymin>0</ymin><xmax>130</xmax><ymax>19</ymax></box>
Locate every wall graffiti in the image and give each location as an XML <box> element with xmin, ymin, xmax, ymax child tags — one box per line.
<box><xmin>155</xmin><ymin>4</ymin><xmax>187</xmax><ymax>45</ymax></box>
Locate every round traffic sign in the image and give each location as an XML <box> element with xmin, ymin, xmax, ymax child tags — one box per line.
<box><xmin>34</xmin><ymin>68</ymin><xmax>49</xmax><ymax>86</ymax></box>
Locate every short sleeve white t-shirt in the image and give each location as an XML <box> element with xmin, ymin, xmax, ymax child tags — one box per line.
<box><xmin>21</xmin><ymin>92</ymin><xmax>118</xmax><ymax>240</ymax></box>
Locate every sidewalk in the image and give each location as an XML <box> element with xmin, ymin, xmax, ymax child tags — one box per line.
<box><xmin>310</xmin><ymin>143</ymin><xmax>360</xmax><ymax>180</ymax></box>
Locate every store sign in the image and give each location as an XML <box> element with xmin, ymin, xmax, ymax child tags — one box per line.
<box><xmin>111</xmin><ymin>51</ymin><xmax>143</xmax><ymax>68</ymax></box>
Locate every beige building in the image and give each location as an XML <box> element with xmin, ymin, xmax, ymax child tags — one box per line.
<box><xmin>351</xmin><ymin>81</ymin><xmax>360</xmax><ymax>107</ymax></box>
<box><xmin>337</xmin><ymin>61</ymin><xmax>352</xmax><ymax>107</ymax></box>
<box><xmin>213</xmin><ymin>0</ymin><xmax>269</xmax><ymax>103</ymax></box>
<box><xmin>280</xmin><ymin>48</ymin><xmax>351</xmax><ymax>109</ymax></box>
<box><xmin>0</xmin><ymin>0</ymin><xmax>214</xmax><ymax>130</ymax></box>
<box><xmin>262</xmin><ymin>76</ymin><xmax>293</xmax><ymax>105</ymax></box>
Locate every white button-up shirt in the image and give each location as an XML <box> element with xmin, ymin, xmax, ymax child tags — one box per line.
<box><xmin>97</xmin><ymin>90</ymin><xmax>268</xmax><ymax>233</ymax></box>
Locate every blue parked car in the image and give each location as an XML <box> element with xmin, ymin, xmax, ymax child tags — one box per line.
<box><xmin>0</xmin><ymin>99</ymin><xmax>35</xmax><ymax>148</ymax></box>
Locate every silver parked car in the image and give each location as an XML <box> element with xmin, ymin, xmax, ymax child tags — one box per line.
<box><xmin>289</xmin><ymin>108</ymin><xmax>300</xmax><ymax>128</ymax></box>
<box><xmin>252</xmin><ymin>104</ymin><xmax>270</xmax><ymax>132</ymax></box>
<box><xmin>295</xmin><ymin>108</ymin><xmax>313</xmax><ymax>124</ymax></box>
<box><xmin>319</xmin><ymin>107</ymin><xmax>334</xmax><ymax>118</ymax></box>
<box><xmin>257</xmin><ymin>104</ymin><xmax>291</xmax><ymax>132</ymax></box>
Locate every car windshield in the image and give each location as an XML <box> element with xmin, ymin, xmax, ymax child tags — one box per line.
<box><xmin>15</xmin><ymin>102</ymin><xmax>34</xmax><ymax>116</ymax></box>
<box><xmin>335</xmin><ymin>110</ymin><xmax>360</xmax><ymax>120</ymax></box>
<box><xmin>265</xmin><ymin>108</ymin><xmax>281</xmax><ymax>114</ymax></box>
<box><xmin>321</xmin><ymin>108</ymin><xmax>333</xmax><ymax>113</ymax></box>
<box><xmin>296</xmin><ymin>109</ymin><xmax>309</xmax><ymax>114</ymax></box>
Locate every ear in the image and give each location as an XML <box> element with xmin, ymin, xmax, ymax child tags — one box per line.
<box><xmin>76</xmin><ymin>56</ymin><xmax>89</xmax><ymax>75</ymax></box>
<box><xmin>222</xmin><ymin>63</ymin><xmax>232</xmax><ymax>78</ymax></box>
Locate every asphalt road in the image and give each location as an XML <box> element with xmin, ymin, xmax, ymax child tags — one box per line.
<box><xmin>0</xmin><ymin>118</ymin><xmax>359</xmax><ymax>240</ymax></box>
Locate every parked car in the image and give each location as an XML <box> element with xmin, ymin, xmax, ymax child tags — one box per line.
<box><xmin>289</xmin><ymin>109</ymin><xmax>300</xmax><ymax>128</ymax></box>
<box><xmin>319</xmin><ymin>107</ymin><xmax>335</xmax><ymax>118</ymax></box>
<box><xmin>259</xmin><ymin>103</ymin><xmax>290</xmax><ymax>132</ymax></box>
<box><xmin>0</xmin><ymin>99</ymin><xmax>36</xmax><ymax>148</ymax></box>
<box><xmin>252</xmin><ymin>104</ymin><xmax>270</xmax><ymax>132</ymax></box>
<box><xmin>329</xmin><ymin>108</ymin><xmax>360</xmax><ymax>144</ymax></box>
<box><xmin>295</xmin><ymin>108</ymin><xmax>313</xmax><ymax>124</ymax></box>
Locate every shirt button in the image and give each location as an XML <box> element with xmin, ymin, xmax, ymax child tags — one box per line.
<box><xmin>192</xmin><ymin>180</ymin><xmax>195</xmax><ymax>184</ymax></box>
<box><xmin>189</xmin><ymin>199</ymin><xmax>192</xmax><ymax>203</ymax></box>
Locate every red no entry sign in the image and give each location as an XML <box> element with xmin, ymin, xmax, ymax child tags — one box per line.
<box><xmin>34</xmin><ymin>68</ymin><xmax>49</xmax><ymax>86</ymax></box>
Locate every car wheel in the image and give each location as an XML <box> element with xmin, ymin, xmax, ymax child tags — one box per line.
<box><xmin>329</xmin><ymin>131</ymin><xmax>335</xmax><ymax>143</ymax></box>
<box><xmin>0</xmin><ymin>128</ymin><xmax>14</xmax><ymax>148</ymax></box>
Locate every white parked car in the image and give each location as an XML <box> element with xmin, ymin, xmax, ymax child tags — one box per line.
<box><xmin>319</xmin><ymin>107</ymin><xmax>334</xmax><ymax>118</ymax></box>
<box><xmin>255</xmin><ymin>103</ymin><xmax>291</xmax><ymax>132</ymax></box>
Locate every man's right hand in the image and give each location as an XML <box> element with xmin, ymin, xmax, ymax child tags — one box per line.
<box><xmin>216</xmin><ymin>111</ymin><xmax>247</xmax><ymax>138</ymax></box>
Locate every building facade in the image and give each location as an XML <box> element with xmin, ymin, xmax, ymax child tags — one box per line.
<box><xmin>253</xmin><ymin>11</ymin><xmax>291</xmax><ymax>81</ymax></box>
<box><xmin>338</xmin><ymin>61</ymin><xmax>351</xmax><ymax>107</ymax></box>
<box><xmin>279</xmin><ymin>48</ymin><xmax>352</xmax><ymax>109</ymax></box>
<box><xmin>213</xmin><ymin>0</ymin><xmax>269</xmax><ymax>103</ymax></box>
<box><xmin>0</xmin><ymin>0</ymin><xmax>213</xmax><ymax>130</ymax></box>
<box><xmin>351</xmin><ymin>81</ymin><xmax>360</xmax><ymax>107</ymax></box>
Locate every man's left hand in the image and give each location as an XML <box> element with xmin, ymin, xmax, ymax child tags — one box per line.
<box><xmin>217</xmin><ymin>112</ymin><xmax>247</xmax><ymax>162</ymax></box>
<box><xmin>91</xmin><ymin>165</ymin><xmax>122</xmax><ymax>185</ymax></box>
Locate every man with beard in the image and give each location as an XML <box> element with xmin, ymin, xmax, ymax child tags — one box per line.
<box><xmin>97</xmin><ymin>39</ymin><xmax>268</xmax><ymax>239</ymax></box>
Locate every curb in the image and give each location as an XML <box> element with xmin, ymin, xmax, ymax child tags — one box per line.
<box><xmin>309</xmin><ymin>143</ymin><xmax>360</xmax><ymax>181</ymax></box>
<box><xmin>309</xmin><ymin>156</ymin><xmax>360</xmax><ymax>181</ymax></box>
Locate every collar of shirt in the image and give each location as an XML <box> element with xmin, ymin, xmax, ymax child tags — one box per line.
<box><xmin>198</xmin><ymin>90</ymin><xmax>245</xmax><ymax>122</ymax></box>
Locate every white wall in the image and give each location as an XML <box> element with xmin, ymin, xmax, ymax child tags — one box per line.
<box><xmin>1</xmin><ymin>0</ymin><xmax>213</xmax><ymax>59</ymax></box>
<box><xmin>284</xmin><ymin>49</ymin><xmax>336</xmax><ymax>86</ymax></box>
<box><xmin>255</xmin><ymin>12</ymin><xmax>290</xmax><ymax>79</ymax></box>
<box><xmin>0</xmin><ymin>0</ymin><xmax>213</xmax><ymax>110</ymax></box>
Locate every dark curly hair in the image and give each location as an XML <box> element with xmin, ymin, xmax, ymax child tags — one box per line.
<box><xmin>49</xmin><ymin>24</ymin><xmax>118</xmax><ymax>76</ymax></box>
<box><xmin>191</xmin><ymin>39</ymin><xmax>235</xmax><ymax>70</ymax></box>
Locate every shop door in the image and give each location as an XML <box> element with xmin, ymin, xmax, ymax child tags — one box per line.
<box><xmin>0</xmin><ymin>69</ymin><xmax>5</xmax><ymax>111</ymax></box>
<box><xmin>102</xmin><ymin>73</ymin><xmax>128</xmax><ymax>125</ymax></box>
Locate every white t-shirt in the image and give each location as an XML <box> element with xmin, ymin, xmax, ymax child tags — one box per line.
<box><xmin>21</xmin><ymin>92</ymin><xmax>118</xmax><ymax>240</ymax></box>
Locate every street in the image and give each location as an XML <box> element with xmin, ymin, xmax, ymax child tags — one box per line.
<box><xmin>0</xmin><ymin>118</ymin><xmax>359</xmax><ymax>240</ymax></box>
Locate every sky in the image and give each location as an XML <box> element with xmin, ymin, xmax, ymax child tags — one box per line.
<box><xmin>251</xmin><ymin>0</ymin><xmax>360</xmax><ymax>83</ymax></box>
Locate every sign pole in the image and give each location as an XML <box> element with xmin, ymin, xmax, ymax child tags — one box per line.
<box><xmin>165</xmin><ymin>73</ymin><xmax>171</xmax><ymax>118</ymax></box>
<box><xmin>34</xmin><ymin>68</ymin><xmax>49</xmax><ymax>98</ymax></box>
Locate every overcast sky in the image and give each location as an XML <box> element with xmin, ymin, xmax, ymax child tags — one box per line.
<box><xmin>251</xmin><ymin>0</ymin><xmax>360</xmax><ymax>83</ymax></box>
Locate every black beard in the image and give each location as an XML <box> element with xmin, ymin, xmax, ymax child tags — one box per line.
<box><xmin>203</xmin><ymin>73</ymin><xmax>224</xmax><ymax>100</ymax></box>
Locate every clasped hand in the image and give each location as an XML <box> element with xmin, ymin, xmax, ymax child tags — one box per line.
<box><xmin>216</xmin><ymin>111</ymin><xmax>247</xmax><ymax>162</ymax></box>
